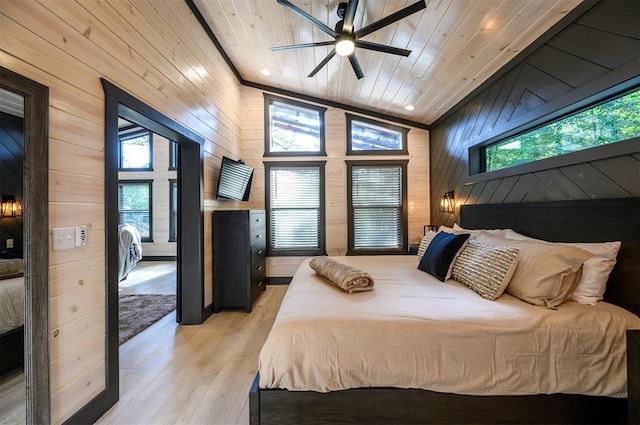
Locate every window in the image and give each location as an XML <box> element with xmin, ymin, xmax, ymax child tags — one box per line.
<box><xmin>479</xmin><ymin>88</ymin><xmax>640</xmax><ymax>173</ymax></box>
<box><xmin>119</xmin><ymin>127</ymin><xmax>153</xmax><ymax>170</ymax></box>
<box><xmin>264</xmin><ymin>94</ymin><xmax>326</xmax><ymax>156</ymax></box>
<box><xmin>347</xmin><ymin>114</ymin><xmax>409</xmax><ymax>155</ymax></box>
<box><xmin>169</xmin><ymin>141</ymin><xmax>178</xmax><ymax>170</ymax></box>
<box><xmin>265</xmin><ymin>161</ymin><xmax>325</xmax><ymax>256</ymax></box>
<box><xmin>169</xmin><ymin>179</ymin><xmax>177</xmax><ymax>242</ymax></box>
<box><xmin>118</xmin><ymin>180</ymin><xmax>152</xmax><ymax>241</ymax></box>
<box><xmin>347</xmin><ymin>160</ymin><xmax>408</xmax><ymax>255</ymax></box>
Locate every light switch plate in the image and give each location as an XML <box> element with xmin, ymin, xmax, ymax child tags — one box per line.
<box><xmin>53</xmin><ymin>227</ymin><xmax>75</xmax><ymax>251</ymax></box>
<box><xmin>75</xmin><ymin>225</ymin><xmax>88</xmax><ymax>247</ymax></box>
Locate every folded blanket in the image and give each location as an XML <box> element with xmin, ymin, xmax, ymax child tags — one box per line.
<box><xmin>308</xmin><ymin>256</ymin><xmax>374</xmax><ymax>293</ymax></box>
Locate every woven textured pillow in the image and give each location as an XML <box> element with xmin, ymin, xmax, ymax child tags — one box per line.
<box><xmin>416</xmin><ymin>230</ymin><xmax>437</xmax><ymax>261</ymax></box>
<box><xmin>452</xmin><ymin>240</ymin><xmax>519</xmax><ymax>300</ymax></box>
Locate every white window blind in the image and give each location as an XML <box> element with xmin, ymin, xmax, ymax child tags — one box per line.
<box><xmin>351</xmin><ymin>165</ymin><xmax>404</xmax><ymax>250</ymax></box>
<box><xmin>269</xmin><ymin>166</ymin><xmax>321</xmax><ymax>251</ymax></box>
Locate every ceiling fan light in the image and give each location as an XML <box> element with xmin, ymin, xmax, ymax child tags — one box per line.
<box><xmin>336</xmin><ymin>38</ymin><xmax>355</xmax><ymax>56</ymax></box>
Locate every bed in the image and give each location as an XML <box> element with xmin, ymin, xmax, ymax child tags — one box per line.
<box><xmin>0</xmin><ymin>259</ymin><xmax>25</xmax><ymax>376</ymax></box>
<box><xmin>250</xmin><ymin>198</ymin><xmax>640</xmax><ymax>424</ymax></box>
<box><xmin>118</xmin><ymin>224</ymin><xmax>143</xmax><ymax>282</ymax></box>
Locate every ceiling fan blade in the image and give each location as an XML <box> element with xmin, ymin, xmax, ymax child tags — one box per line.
<box><xmin>277</xmin><ymin>0</ymin><xmax>338</xmax><ymax>38</ymax></box>
<box><xmin>271</xmin><ymin>41</ymin><xmax>336</xmax><ymax>52</ymax></box>
<box><xmin>348</xmin><ymin>53</ymin><xmax>364</xmax><ymax>80</ymax></box>
<box><xmin>355</xmin><ymin>40</ymin><xmax>411</xmax><ymax>57</ymax></box>
<box><xmin>355</xmin><ymin>0</ymin><xmax>426</xmax><ymax>39</ymax></box>
<box><xmin>308</xmin><ymin>49</ymin><xmax>337</xmax><ymax>78</ymax></box>
<box><xmin>341</xmin><ymin>0</ymin><xmax>359</xmax><ymax>34</ymax></box>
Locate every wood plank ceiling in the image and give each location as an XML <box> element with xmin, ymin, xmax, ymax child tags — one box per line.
<box><xmin>191</xmin><ymin>0</ymin><xmax>583</xmax><ymax>126</ymax></box>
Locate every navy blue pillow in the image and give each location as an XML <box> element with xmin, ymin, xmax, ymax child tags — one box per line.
<box><xmin>418</xmin><ymin>232</ymin><xmax>470</xmax><ymax>281</ymax></box>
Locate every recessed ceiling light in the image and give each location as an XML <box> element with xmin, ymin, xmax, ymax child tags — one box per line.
<box><xmin>404</xmin><ymin>104</ymin><xmax>415</xmax><ymax>111</ymax></box>
<box><xmin>260</xmin><ymin>68</ymin><xmax>271</xmax><ymax>76</ymax></box>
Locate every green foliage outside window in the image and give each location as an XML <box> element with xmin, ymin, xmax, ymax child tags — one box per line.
<box><xmin>485</xmin><ymin>89</ymin><xmax>640</xmax><ymax>172</ymax></box>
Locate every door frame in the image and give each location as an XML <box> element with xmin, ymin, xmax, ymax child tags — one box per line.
<box><xmin>65</xmin><ymin>79</ymin><xmax>207</xmax><ymax>423</ymax></box>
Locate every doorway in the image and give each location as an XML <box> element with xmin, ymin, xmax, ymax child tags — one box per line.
<box><xmin>116</xmin><ymin>118</ymin><xmax>179</xmax><ymax>344</ymax></box>
<box><xmin>67</xmin><ymin>79</ymin><xmax>207</xmax><ymax>423</ymax></box>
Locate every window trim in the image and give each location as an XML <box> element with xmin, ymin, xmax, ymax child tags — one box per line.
<box><xmin>169</xmin><ymin>179</ymin><xmax>177</xmax><ymax>242</ymax></box>
<box><xmin>118</xmin><ymin>179</ymin><xmax>153</xmax><ymax>242</ymax></box>
<box><xmin>169</xmin><ymin>141</ymin><xmax>178</xmax><ymax>170</ymax></box>
<box><xmin>469</xmin><ymin>81</ymin><xmax>640</xmax><ymax>179</ymax></box>
<box><xmin>118</xmin><ymin>127</ymin><xmax>153</xmax><ymax>171</ymax></box>
<box><xmin>264</xmin><ymin>160</ymin><xmax>327</xmax><ymax>257</ymax></box>
<box><xmin>346</xmin><ymin>113</ymin><xmax>409</xmax><ymax>155</ymax></box>
<box><xmin>264</xmin><ymin>93</ymin><xmax>327</xmax><ymax>157</ymax></box>
<box><xmin>346</xmin><ymin>159</ymin><xmax>409</xmax><ymax>256</ymax></box>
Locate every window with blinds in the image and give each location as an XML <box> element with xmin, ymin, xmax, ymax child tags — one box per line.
<box><xmin>347</xmin><ymin>161</ymin><xmax>408</xmax><ymax>254</ymax></box>
<box><xmin>118</xmin><ymin>180</ymin><xmax>153</xmax><ymax>241</ymax></box>
<box><xmin>265</xmin><ymin>162</ymin><xmax>326</xmax><ymax>256</ymax></box>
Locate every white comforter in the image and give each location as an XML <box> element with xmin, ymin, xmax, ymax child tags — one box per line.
<box><xmin>0</xmin><ymin>276</ymin><xmax>24</xmax><ymax>334</ymax></box>
<box><xmin>259</xmin><ymin>256</ymin><xmax>640</xmax><ymax>397</ymax></box>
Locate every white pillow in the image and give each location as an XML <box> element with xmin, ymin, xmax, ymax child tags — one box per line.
<box><xmin>503</xmin><ymin>230</ymin><xmax>621</xmax><ymax>305</ymax></box>
<box><xmin>564</xmin><ymin>242</ymin><xmax>621</xmax><ymax>304</ymax></box>
<box><xmin>476</xmin><ymin>234</ymin><xmax>593</xmax><ymax>308</ymax></box>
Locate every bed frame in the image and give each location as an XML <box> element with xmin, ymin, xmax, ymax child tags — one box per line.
<box><xmin>250</xmin><ymin>198</ymin><xmax>640</xmax><ymax>425</ymax></box>
<box><xmin>0</xmin><ymin>326</ymin><xmax>24</xmax><ymax>376</ymax></box>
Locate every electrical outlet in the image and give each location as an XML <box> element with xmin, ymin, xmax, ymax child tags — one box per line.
<box><xmin>75</xmin><ymin>225</ymin><xmax>88</xmax><ymax>247</ymax></box>
<box><xmin>6</xmin><ymin>239</ymin><xmax>14</xmax><ymax>249</ymax></box>
<box><xmin>52</xmin><ymin>227</ymin><xmax>75</xmax><ymax>251</ymax></box>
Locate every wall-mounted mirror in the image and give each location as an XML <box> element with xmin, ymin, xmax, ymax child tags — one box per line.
<box><xmin>0</xmin><ymin>67</ymin><xmax>50</xmax><ymax>425</ymax></box>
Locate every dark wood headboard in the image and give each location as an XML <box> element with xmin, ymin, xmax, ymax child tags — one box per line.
<box><xmin>460</xmin><ymin>198</ymin><xmax>640</xmax><ymax>316</ymax></box>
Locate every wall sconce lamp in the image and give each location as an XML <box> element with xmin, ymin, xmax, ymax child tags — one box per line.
<box><xmin>1</xmin><ymin>195</ymin><xmax>22</xmax><ymax>217</ymax></box>
<box><xmin>440</xmin><ymin>191</ymin><xmax>455</xmax><ymax>213</ymax></box>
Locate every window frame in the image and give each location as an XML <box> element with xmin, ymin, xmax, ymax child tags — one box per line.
<box><xmin>169</xmin><ymin>179</ymin><xmax>177</xmax><ymax>242</ymax></box>
<box><xmin>169</xmin><ymin>141</ymin><xmax>178</xmax><ymax>170</ymax></box>
<box><xmin>346</xmin><ymin>113</ymin><xmax>409</xmax><ymax>155</ymax></box>
<box><xmin>118</xmin><ymin>126</ymin><xmax>153</xmax><ymax>171</ymax></box>
<box><xmin>469</xmin><ymin>81</ymin><xmax>640</xmax><ymax>180</ymax></box>
<box><xmin>264</xmin><ymin>160</ymin><xmax>326</xmax><ymax>257</ymax></box>
<box><xmin>264</xmin><ymin>94</ymin><xmax>327</xmax><ymax>157</ymax></box>
<box><xmin>118</xmin><ymin>179</ymin><xmax>153</xmax><ymax>242</ymax></box>
<box><xmin>346</xmin><ymin>159</ymin><xmax>409</xmax><ymax>256</ymax></box>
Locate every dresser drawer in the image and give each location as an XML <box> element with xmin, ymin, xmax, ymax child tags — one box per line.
<box><xmin>251</xmin><ymin>243</ymin><xmax>266</xmax><ymax>263</ymax></box>
<box><xmin>250</xmin><ymin>228</ymin><xmax>265</xmax><ymax>246</ymax></box>
<box><xmin>249</xmin><ymin>210</ymin><xmax>266</xmax><ymax>229</ymax></box>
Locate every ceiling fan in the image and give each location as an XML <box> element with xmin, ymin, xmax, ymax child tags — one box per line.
<box><xmin>271</xmin><ymin>0</ymin><xmax>427</xmax><ymax>79</ymax></box>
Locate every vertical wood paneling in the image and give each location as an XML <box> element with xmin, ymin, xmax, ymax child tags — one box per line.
<box><xmin>429</xmin><ymin>0</ymin><xmax>640</xmax><ymax>225</ymax></box>
<box><xmin>1</xmin><ymin>0</ymin><xmax>243</xmax><ymax>422</ymax></box>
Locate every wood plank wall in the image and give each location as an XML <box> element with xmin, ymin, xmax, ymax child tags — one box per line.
<box><xmin>1</xmin><ymin>0</ymin><xmax>242</xmax><ymax>423</ymax></box>
<box><xmin>241</xmin><ymin>86</ymin><xmax>430</xmax><ymax>277</ymax></box>
<box><xmin>429</xmin><ymin>0</ymin><xmax>640</xmax><ymax>227</ymax></box>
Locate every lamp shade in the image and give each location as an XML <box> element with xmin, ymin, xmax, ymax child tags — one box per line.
<box><xmin>1</xmin><ymin>195</ymin><xmax>22</xmax><ymax>217</ymax></box>
<box><xmin>439</xmin><ymin>191</ymin><xmax>455</xmax><ymax>213</ymax></box>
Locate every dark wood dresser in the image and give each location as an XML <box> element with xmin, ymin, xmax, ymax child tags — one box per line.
<box><xmin>213</xmin><ymin>209</ymin><xmax>266</xmax><ymax>312</ymax></box>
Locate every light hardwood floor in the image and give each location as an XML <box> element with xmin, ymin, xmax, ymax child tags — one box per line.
<box><xmin>0</xmin><ymin>368</ymin><xmax>25</xmax><ymax>425</ymax></box>
<box><xmin>96</xmin><ymin>284</ymin><xmax>287</xmax><ymax>425</ymax></box>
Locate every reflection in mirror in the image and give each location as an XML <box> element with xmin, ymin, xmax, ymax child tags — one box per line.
<box><xmin>0</xmin><ymin>86</ymin><xmax>26</xmax><ymax>424</ymax></box>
